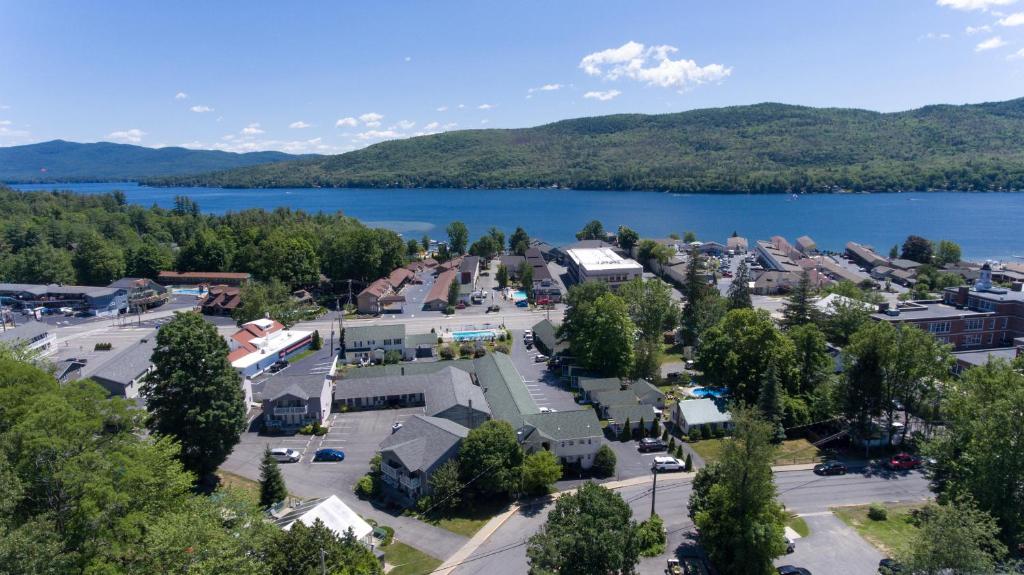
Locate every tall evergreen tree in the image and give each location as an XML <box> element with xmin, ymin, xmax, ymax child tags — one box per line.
<box><xmin>680</xmin><ymin>248</ymin><xmax>714</xmax><ymax>346</ymax></box>
<box><xmin>781</xmin><ymin>270</ymin><xmax>818</xmax><ymax>329</ymax></box>
<box><xmin>727</xmin><ymin>259</ymin><xmax>753</xmax><ymax>310</ymax></box>
<box><xmin>757</xmin><ymin>362</ymin><xmax>786</xmax><ymax>443</ymax></box>
<box><xmin>259</xmin><ymin>446</ymin><xmax>288</xmax><ymax>508</ymax></box>
<box><xmin>142</xmin><ymin>312</ymin><xmax>247</xmax><ymax>482</ymax></box>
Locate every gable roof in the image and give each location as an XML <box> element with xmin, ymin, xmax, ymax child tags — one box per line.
<box><xmin>342</xmin><ymin>359</ymin><xmax>476</xmax><ymax>380</ymax></box>
<box><xmin>531</xmin><ymin>319</ymin><xmax>568</xmax><ymax>355</ymax></box>
<box><xmin>425</xmin><ymin>269</ymin><xmax>457</xmax><ymax>304</ymax></box>
<box><xmin>591</xmin><ymin>389</ymin><xmax>638</xmax><ymax>408</ymax></box>
<box><xmin>388</xmin><ymin>267</ymin><xmax>414</xmax><ymax>289</ymax></box>
<box><xmin>632</xmin><ymin>380</ymin><xmax>664</xmax><ymax>405</ymax></box>
<box><xmin>522</xmin><ymin>410</ymin><xmax>602</xmax><ymax>441</ymax></box>
<box><xmin>359</xmin><ymin>278</ymin><xmax>391</xmax><ymax>299</ymax></box>
<box><xmin>578</xmin><ymin>377</ymin><xmax>622</xmax><ymax>394</ymax></box>
<box><xmin>474</xmin><ymin>353</ymin><xmax>537</xmax><ymax>429</ymax></box>
<box><xmin>344</xmin><ymin>323</ymin><xmax>405</xmax><ymax>346</ymax></box>
<box><xmin>334</xmin><ymin>365</ymin><xmax>490</xmax><ymax>418</ymax></box>
<box><xmin>424</xmin><ymin>367</ymin><xmax>490</xmax><ymax>417</ymax></box>
<box><xmin>273</xmin><ymin>495</ymin><xmax>372</xmax><ymax>542</ymax></box>
<box><xmin>676</xmin><ymin>398</ymin><xmax>732</xmax><ymax>426</ymax></box>
<box><xmin>0</xmin><ymin>320</ymin><xmax>50</xmax><ymax>345</ymax></box>
<box><xmin>89</xmin><ymin>334</ymin><xmax>158</xmax><ymax>387</ymax></box>
<box><xmin>605</xmin><ymin>404</ymin><xmax>658</xmax><ymax>425</ymax></box>
<box><xmin>379</xmin><ymin>415</ymin><xmax>468</xmax><ymax>474</ymax></box>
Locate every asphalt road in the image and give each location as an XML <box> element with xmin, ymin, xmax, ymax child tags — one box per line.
<box><xmin>451</xmin><ymin>469</ymin><xmax>930</xmax><ymax>575</ymax></box>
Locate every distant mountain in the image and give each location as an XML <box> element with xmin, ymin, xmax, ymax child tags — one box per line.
<box><xmin>0</xmin><ymin>140</ymin><xmax>319</xmax><ymax>182</ymax></box>
<box><xmin>144</xmin><ymin>98</ymin><xmax>1024</xmax><ymax>193</ymax></box>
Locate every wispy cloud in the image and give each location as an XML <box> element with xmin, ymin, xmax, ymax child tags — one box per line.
<box><xmin>1007</xmin><ymin>47</ymin><xmax>1024</xmax><ymax>58</ymax></box>
<box><xmin>998</xmin><ymin>11</ymin><xmax>1024</xmax><ymax>24</ymax></box>
<box><xmin>107</xmin><ymin>128</ymin><xmax>146</xmax><ymax>143</ymax></box>
<box><xmin>359</xmin><ymin>112</ymin><xmax>384</xmax><ymax>127</ymax></box>
<box><xmin>175</xmin><ymin>91</ymin><xmax>188</xmax><ymax>100</ymax></box>
<box><xmin>356</xmin><ymin>129</ymin><xmax>403</xmax><ymax>141</ymax></box>
<box><xmin>336</xmin><ymin>117</ymin><xmax>358</xmax><ymax>127</ymax></box>
<box><xmin>436</xmin><ymin>106</ymin><xmax>448</xmax><ymax>112</ymax></box>
<box><xmin>966</xmin><ymin>24</ymin><xmax>993</xmax><ymax>33</ymax></box>
<box><xmin>920</xmin><ymin>32</ymin><xmax>952</xmax><ymax>40</ymax></box>
<box><xmin>289</xmin><ymin>120</ymin><xmax>311</xmax><ymax>129</ymax></box>
<box><xmin>528</xmin><ymin>83</ymin><xmax>563</xmax><ymax>93</ymax></box>
<box><xmin>976</xmin><ymin>35</ymin><xmax>1009</xmax><ymax>50</ymax></box>
<box><xmin>404</xmin><ymin>56</ymin><xmax>412</xmax><ymax>62</ymax></box>
<box><xmin>241</xmin><ymin>123</ymin><xmax>264</xmax><ymax>135</ymax></box>
<box><xmin>937</xmin><ymin>0</ymin><xmax>1016</xmax><ymax>10</ymax></box>
<box><xmin>583</xmin><ymin>89</ymin><xmax>622</xmax><ymax>101</ymax></box>
<box><xmin>190</xmin><ymin>105</ymin><xmax>214</xmax><ymax>113</ymax></box>
<box><xmin>394</xmin><ymin>120</ymin><xmax>416</xmax><ymax>130</ymax></box>
<box><xmin>580</xmin><ymin>41</ymin><xmax>731</xmax><ymax>91</ymax></box>
<box><xmin>477</xmin><ymin>103</ymin><xmax>495</xmax><ymax>110</ymax></box>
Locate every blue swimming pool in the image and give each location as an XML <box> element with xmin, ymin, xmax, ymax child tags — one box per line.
<box><xmin>452</xmin><ymin>329</ymin><xmax>499</xmax><ymax>342</ymax></box>
<box><xmin>512</xmin><ymin>290</ymin><xmax>527</xmax><ymax>301</ymax></box>
<box><xmin>173</xmin><ymin>288</ymin><xmax>207</xmax><ymax>296</ymax></box>
<box><xmin>691</xmin><ymin>387</ymin><xmax>728</xmax><ymax>399</ymax></box>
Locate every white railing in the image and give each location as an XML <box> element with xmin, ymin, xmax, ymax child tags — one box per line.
<box><xmin>273</xmin><ymin>406</ymin><xmax>307</xmax><ymax>416</ymax></box>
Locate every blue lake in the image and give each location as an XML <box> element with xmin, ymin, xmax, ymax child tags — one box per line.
<box><xmin>11</xmin><ymin>182</ymin><xmax>1024</xmax><ymax>261</ymax></box>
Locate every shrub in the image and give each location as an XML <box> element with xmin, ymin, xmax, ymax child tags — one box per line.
<box><xmin>701</xmin><ymin>424</ymin><xmax>711</xmax><ymax>439</ymax></box>
<box><xmin>618</xmin><ymin>419</ymin><xmax>632</xmax><ymax>442</ymax></box>
<box><xmin>377</xmin><ymin>525</ymin><xmax>395</xmax><ymax>546</ymax></box>
<box><xmin>439</xmin><ymin>346</ymin><xmax>455</xmax><ymax>360</ymax></box>
<box><xmin>714</xmin><ymin>426</ymin><xmax>726</xmax><ymax>438</ymax></box>
<box><xmin>868</xmin><ymin>504</ymin><xmax>888</xmax><ymax>521</ymax></box>
<box><xmin>593</xmin><ymin>444</ymin><xmax>617</xmax><ymax>478</ymax></box>
<box><xmin>661</xmin><ymin>428</ymin><xmax>669</xmax><ymax>441</ymax></box>
<box><xmin>473</xmin><ymin>346</ymin><xmax>486</xmax><ymax>358</ymax></box>
<box><xmin>383</xmin><ymin>350</ymin><xmax>402</xmax><ymax>365</ymax></box>
<box><xmin>445</xmin><ymin>305</ymin><xmax>455</xmax><ymax>315</ymax></box>
<box><xmin>355</xmin><ymin>475</ymin><xmax>375</xmax><ymax>499</ymax></box>
<box><xmin>459</xmin><ymin>342</ymin><xmax>474</xmax><ymax>357</ymax></box>
<box><xmin>416</xmin><ymin>496</ymin><xmax>433</xmax><ymax>513</ymax></box>
<box><xmin>684</xmin><ymin>453</ymin><xmax>692</xmax><ymax>471</ymax></box>
<box><xmin>636</xmin><ymin>514</ymin><xmax>667</xmax><ymax>557</ymax></box>
<box><xmin>494</xmin><ymin>343</ymin><xmax>510</xmax><ymax>354</ymax></box>
<box><xmin>668</xmin><ymin>437</ymin><xmax>676</xmax><ymax>452</ymax></box>
<box><xmin>437</xmin><ymin>336</ymin><xmax>444</xmax><ymax>344</ymax></box>
<box><xmin>94</xmin><ymin>342</ymin><xmax>113</xmax><ymax>351</ymax></box>
<box><xmin>675</xmin><ymin>446</ymin><xmax>684</xmax><ymax>460</ymax></box>
<box><xmin>691</xmin><ymin>426</ymin><xmax>704</xmax><ymax>441</ymax></box>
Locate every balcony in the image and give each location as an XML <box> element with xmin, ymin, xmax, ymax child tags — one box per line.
<box><xmin>273</xmin><ymin>406</ymin><xmax>307</xmax><ymax>416</ymax></box>
<box><xmin>400</xmin><ymin>475</ymin><xmax>421</xmax><ymax>489</ymax></box>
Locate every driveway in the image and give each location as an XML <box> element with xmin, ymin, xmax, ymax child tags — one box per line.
<box><xmin>775</xmin><ymin>512</ymin><xmax>884</xmax><ymax>575</ymax></box>
<box><xmin>509</xmin><ymin>328</ymin><xmax>577</xmax><ymax>412</ymax></box>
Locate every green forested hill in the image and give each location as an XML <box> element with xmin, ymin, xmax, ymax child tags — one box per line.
<box><xmin>0</xmin><ymin>140</ymin><xmax>317</xmax><ymax>182</ymax></box>
<box><xmin>143</xmin><ymin>99</ymin><xmax>1024</xmax><ymax>193</ymax></box>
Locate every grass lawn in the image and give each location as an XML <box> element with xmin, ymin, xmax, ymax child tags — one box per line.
<box><xmin>689</xmin><ymin>438</ymin><xmax>822</xmax><ymax>466</ymax></box>
<box><xmin>410</xmin><ymin>500</ymin><xmax>506</xmax><ymax>538</ymax></box>
<box><xmin>660</xmin><ymin>344</ymin><xmax>686</xmax><ymax>365</ymax></box>
<box><xmin>382</xmin><ymin>541</ymin><xmax>442</xmax><ymax>575</ymax></box>
<box><xmin>786</xmin><ymin>515</ymin><xmax>810</xmax><ymax>537</ymax></box>
<box><xmin>833</xmin><ymin>502</ymin><xmax>926</xmax><ymax>556</ymax></box>
<box><xmin>288</xmin><ymin>348</ymin><xmax>317</xmax><ymax>364</ymax></box>
<box><xmin>216</xmin><ymin>470</ymin><xmax>261</xmax><ymax>503</ymax></box>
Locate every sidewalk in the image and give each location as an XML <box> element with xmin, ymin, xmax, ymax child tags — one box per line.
<box><xmin>433</xmin><ymin>504</ymin><xmax>521</xmax><ymax>575</ymax></box>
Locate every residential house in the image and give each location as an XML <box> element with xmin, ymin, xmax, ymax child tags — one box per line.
<box><xmin>577</xmin><ymin>377</ymin><xmax>622</xmax><ymax>403</ymax></box>
<box><xmin>156</xmin><ymin>271</ymin><xmax>251</xmax><ymax>286</ymax></box>
<box><xmin>591</xmin><ymin>389</ymin><xmax>639</xmax><ymax>419</ymax></box>
<box><xmin>108</xmin><ymin>277</ymin><xmax>169</xmax><ymax>311</ymax></box>
<box><xmin>673</xmin><ymin>398</ymin><xmax>733</xmax><ymax>434</ymax></box>
<box><xmin>357</xmin><ymin>278</ymin><xmax>392</xmax><ymax>315</ymax></box>
<box><xmin>200</xmin><ymin>285</ymin><xmax>242</xmax><ymax>316</ymax></box>
<box><xmin>845</xmin><ymin>242</ymin><xmax>887</xmax><ymax>269</ymax></box>
<box><xmin>256</xmin><ymin>347</ymin><xmax>336</xmax><ymax>431</ymax></box>
<box><xmin>459</xmin><ymin>256</ymin><xmax>480</xmax><ymax>287</ymax></box>
<box><xmin>751</xmin><ymin>270</ymin><xmax>802</xmax><ymax>295</ymax></box>
<box><xmin>531</xmin><ymin>319</ymin><xmax>568</xmax><ymax>356</ymax></box>
<box><xmin>379</xmin><ymin>415</ymin><xmax>470</xmax><ymax>500</ymax></box>
<box><xmin>605</xmin><ymin>404</ymin><xmax>659</xmax><ymax>436</ymax></box>
<box><xmin>90</xmin><ymin>334</ymin><xmax>157</xmax><ymax>400</ymax></box>
<box><xmin>227</xmin><ymin>318</ymin><xmax>313</xmax><ymax>379</ymax></box>
<box><xmin>632</xmin><ymin>379</ymin><xmax>666</xmax><ymax>410</ymax></box>
<box><xmin>343</xmin><ymin>324</ymin><xmax>408</xmax><ymax>364</ymax></box>
<box><xmin>498</xmin><ymin>255</ymin><xmax>526</xmax><ymax>279</ymax></box>
<box><xmin>525</xmin><ymin>248</ymin><xmax>561</xmax><ymax>303</ymax></box>
<box><xmin>0</xmin><ymin>320</ymin><xmax>55</xmax><ymax>354</ymax></box>
<box><xmin>273</xmin><ymin>495</ymin><xmax>374</xmax><ymax>546</ymax></box>
<box><xmin>423</xmin><ymin>269</ymin><xmax>457</xmax><ymax>311</ymax></box>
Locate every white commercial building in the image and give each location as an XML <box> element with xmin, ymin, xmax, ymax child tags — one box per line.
<box><xmin>564</xmin><ymin>247</ymin><xmax>643</xmax><ymax>288</ymax></box>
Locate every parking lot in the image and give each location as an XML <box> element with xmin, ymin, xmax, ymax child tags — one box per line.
<box><xmin>773</xmin><ymin>512</ymin><xmax>883</xmax><ymax>575</ymax></box>
<box><xmin>509</xmin><ymin>328</ymin><xmax>578</xmax><ymax>412</ymax></box>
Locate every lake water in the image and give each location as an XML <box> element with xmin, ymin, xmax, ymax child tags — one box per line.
<box><xmin>11</xmin><ymin>182</ymin><xmax>1024</xmax><ymax>262</ymax></box>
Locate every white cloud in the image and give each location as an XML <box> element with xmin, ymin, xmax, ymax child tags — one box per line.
<box><xmin>457</xmin><ymin>104</ymin><xmax>466</xmax><ymax>109</ymax></box>
<box><xmin>976</xmin><ymin>35</ymin><xmax>1009</xmax><ymax>50</ymax></box>
<box><xmin>583</xmin><ymin>89</ymin><xmax>622</xmax><ymax>101</ymax></box>
<box><xmin>424</xmin><ymin>121</ymin><xmax>440</xmax><ymax>130</ymax></box>
<box><xmin>356</xmin><ymin>129</ymin><xmax>403</xmax><ymax>141</ymax></box>
<box><xmin>404</xmin><ymin>56</ymin><xmax>412</xmax><ymax>62</ymax></box>
<box><xmin>436</xmin><ymin>106</ymin><xmax>448</xmax><ymax>112</ymax></box>
<box><xmin>0</xmin><ymin>120</ymin><xmax>10</xmax><ymax>126</ymax></box>
<box><xmin>359</xmin><ymin>112</ymin><xmax>384</xmax><ymax>124</ymax></box>
<box><xmin>289</xmin><ymin>120</ymin><xmax>311</xmax><ymax>129</ymax></box>
<box><xmin>190</xmin><ymin>105</ymin><xmax>214</xmax><ymax>113</ymax></box>
<box><xmin>107</xmin><ymin>128</ymin><xmax>146</xmax><ymax>143</ymax></box>
<box><xmin>966</xmin><ymin>24</ymin><xmax>993</xmax><ymax>33</ymax></box>
<box><xmin>477</xmin><ymin>104</ymin><xmax>494</xmax><ymax>110</ymax></box>
<box><xmin>579</xmin><ymin>41</ymin><xmax>731</xmax><ymax>91</ymax></box>
<box><xmin>336</xmin><ymin>117</ymin><xmax>358</xmax><ymax>127</ymax></box>
<box><xmin>998</xmin><ymin>11</ymin><xmax>1024</xmax><ymax>24</ymax></box>
<box><xmin>481</xmin><ymin>119</ymin><xmax>490</xmax><ymax>125</ymax></box>
<box><xmin>937</xmin><ymin>0</ymin><xmax>1016</xmax><ymax>10</ymax></box>
<box><xmin>1008</xmin><ymin>47</ymin><xmax>1024</xmax><ymax>58</ymax></box>
<box><xmin>241</xmin><ymin>122</ymin><xmax>264</xmax><ymax>135</ymax></box>
<box><xmin>175</xmin><ymin>91</ymin><xmax>188</xmax><ymax>100</ymax></box>
<box><xmin>181</xmin><ymin>136</ymin><xmax>341</xmax><ymax>154</ymax></box>
<box><xmin>920</xmin><ymin>32</ymin><xmax>952</xmax><ymax>39</ymax></box>
<box><xmin>394</xmin><ymin>120</ymin><xmax>416</xmax><ymax>129</ymax></box>
<box><xmin>528</xmin><ymin>83</ymin><xmax>564</xmax><ymax>94</ymax></box>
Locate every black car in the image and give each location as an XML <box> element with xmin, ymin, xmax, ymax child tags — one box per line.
<box><xmin>637</xmin><ymin>438</ymin><xmax>667</xmax><ymax>452</ymax></box>
<box><xmin>813</xmin><ymin>461</ymin><xmax>848</xmax><ymax>476</ymax></box>
<box><xmin>777</xmin><ymin>566</ymin><xmax>812</xmax><ymax>575</ymax></box>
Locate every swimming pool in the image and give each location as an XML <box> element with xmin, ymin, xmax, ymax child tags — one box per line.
<box><xmin>452</xmin><ymin>329</ymin><xmax>499</xmax><ymax>342</ymax></box>
<box><xmin>173</xmin><ymin>288</ymin><xmax>208</xmax><ymax>296</ymax></box>
<box><xmin>512</xmin><ymin>290</ymin><xmax>527</xmax><ymax>301</ymax></box>
<box><xmin>691</xmin><ymin>387</ymin><xmax>728</xmax><ymax>399</ymax></box>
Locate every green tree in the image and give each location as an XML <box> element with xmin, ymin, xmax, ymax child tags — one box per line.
<box><xmin>757</xmin><ymin>362</ymin><xmax>786</xmax><ymax>443</ymax></box>
<box><xmin>698</xmin><ymin>308</ymin><xmax>797</xmax><ymax>404</ymax></box>
<box><xmin>680</xmin><ymin>248</ymin><xmax>718</xmax><ymax>347</ymax></box>
<box><xmin>593</xmin><ymin>445</ymin><xmax>617</xmax><ymax>477</ymax></box>
<box><xmin>448</xmin><ymin>275</ymin><xmax>461</xmax><ymax>306</ymax></box>
<box><xmin>459</xmin><ymin>420</ymin><xmax>524</xmax><ymax>499</ymax></box>
<box><xmin>924</xmin><ymin>359</ymin><xmax>1024</xmax><ymax>548</ymax></box>
<box><xmin>258</xmin><ymin>231</ymin><xmax>320</xmax><ymax>288</ymax></box>
<box><xmin>824</xmin><ymin>295</ymin><xmax>873</xmax><ymax>346</ymax></box>
<box><xmin>889</xmin><ymin>244</ymin><xmax>899</xmax><ymax>259</ymax></box>
<box><xmin>509</xmin><ymin>226</ymin><xmax>530</xmax><ymax>255</ymax></box>
<box><xmin>259</xmin><ymin>446</ymin><xmax>288</xmax><ymax>508</ymax></box>
<box><xmin>142</xmin><ymin>312</ymin><xmax>247</xmax><ymax>481</ymax></box>
<box><xmin>618</xmin><ymin>276</ymin><xmax>677</xmax><ymax>340</ymax></box>
<box><xmin>8</xmin><ymin>242</ymin><xmax>76</xmax><ymax>284</ymax></box>
<box><xmin>780</xmin><ymin>270</ymin><xmax>819</xmax><ymax>329</ymax></box>
<box><xmin>74</xmin><ymin>233</ymin><xmax>126</xmax><ymax>285</ymax></box>
<box><xmin>446</xmin><ymin>221</ymin><xmax>469</xmax><ymax>255</ymax></box>
<box><xmin>407</xmin><ymin>238</ymin><xmax>421</xmax><ymax>257</ymax></box>
<box><xmin>787</xmin><ymin>323</ymin><xmax>832</xmax><ymax>395</ymax></box>
<box><xmin>427</xmin><ymin>458</ymin><xmax>464</xmax><ymax>512</ymax></box>
<box><xmin>310</xmin><ymin>329</ymin><xmax>322</xmax><ymax>350</ymax></box>
<box><xmin>469</xmin><ymin>235</ymin><xmax>501</xmax><ymax>260</ymax></box>
<box><xmin>901</xmin><ymin>234</ymin><xmax>934</xmax><ymax>264</ymax></box>
<box><xmin>176</xmin><ymin>227</ymin><xmax>232</xmax><ymax>272</ymax></box>
<box><xmin>487</xmin><ymin>226</ymin><xmax>505</xmax><ymax>253</ymax></box>
<box><xmin>522</xmin><ymin>450</ymin><xmax>563</xmax><ymax>495</ymax></box>
<box><xmin>637</xmin><ymin>239</ymin><xmax>674</xmax><ymax>266</ymax></box>
<box><xmin>560</xmin><ymin>292</ymin><xmax>636</xmax><ymax>377</ymax></box>
<box><xmin>421</xmin><ymin>234</ymin><xmax>431</xmax><ymax>253</ymax></box>
<box><xmin>126</xmin><ymin>237</ymin><xmax>175</xmax><ymax>279</ymax></box>
<box><xmin>526</xmin><ymin>482</ymin><xmax>639</xmax><ymax>575</ymax></box>
<box><xmin>727</xmin><ymin>259</ymin><xmax>753</xmax><ymax>310</ymax></box>
<box><xmin>635</xmin><ymin>514</ymin><xmax>667</xmax><ymax>557</ymax></box>
<box><xmin>616</xmin><ymin>225</ymin><xmax>640</xmax><ymax>251</ymax></box>
<box><xmin>897</xmin><ymin>497</ymin><xmax>1006</xmax><ymax>575</ymax></box>
<box><xmin>934</xmin><ymin>239</ymin><xmax>962</xmax><ymax>266</ymax></box>
<box><xmin>575</xmin><ymin>219</ymin><xmax>605</xmax><ymax>241</ymax></box>
<box><xmin>267</xmin><ymin>519</ymin><xmax>382</xmax><ymax>575</ymax></box>
<box><xmin>519</xmin><ymin>260</ymin><xmax>534</xmax><ymax>299</ymax></box>
<box><xmin>232</xmin><ymin>279</ymin><xmax>303</xmax><ymax>327</ymax></box>
<box><xmin>496</xmin><ymin>264</ymin><xmax>510</xmax><ymax>289</ymax></box>
<box><xmin>683</xmin><ymin>231</ymin><xmax>697</xmax><ymax>243</ymax></box>
<box><xmin>619</xmin><ymin>419</ymin><xmax>632</xmax><ymax>442</ymax></box>
<box><xmin>631</xmin><ymin>338</ymin><xmax>662</xmax><ymax>381</ymax></box>
<box><xmin>690</xmin><ymin>406</ymin><xmax>788</xmax><ymax>575</ymax></box>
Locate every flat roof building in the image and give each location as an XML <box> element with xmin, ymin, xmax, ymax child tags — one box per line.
<box><xmin>564</xmin><ymin>247</ymin><xmax>642</xmax><ymax>289</ymax></box>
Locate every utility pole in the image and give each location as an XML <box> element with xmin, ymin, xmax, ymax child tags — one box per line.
<box><xmin>650</xmin><ymin>466</ymin><xmax>658</xmax><ymax>519</ymax></box>
<box><xmin>319</xmin><ymin>548</ymin><xmax>327</xmax><ymax>575</ymax></box>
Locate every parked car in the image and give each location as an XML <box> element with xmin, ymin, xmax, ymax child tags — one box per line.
<box><xmin>486</xmin><ymin>304</ymin><xmax>500</xmax><ymax>312</ymax></box>
<box><xmin>313</xmin><ymin>448</ymin><xmax>346</xmax><ymax>462</ymax></box>
<box><xmin>638</xmin><ymin>438</ymin><xmax>667</xmax><ymax>452</ymax></box>
<box><xmin>539</xmin><ymin>407</ymin><xmax>558</xmax><ymax>413</ymax></box>
<box><xmin>785</xmin><ymin>536</ymin><xmax>795</xmax><ymax>554</ymax></box>
<box><xmin>391</xmin><ymin>422</ymin><xmax>403</xmax><ymax>433</ymax></box>
<box><xmin>455</xmin><ymin>302</ymin><xmax>466</xmax><ymax>309</ymax></box>
<box><xmin>813</xmin><ymin>461</ymin><xmax>848</xmax><ymax>476</ymax></box>
<box><xmin>269</xmin><ymin>447</ymin><xmax>301</xmax><ymax>463</ymax></box>
<box><xmin>652</xmin><ymin>456</ymin><xmax>685</xmax><ymax>472</ymax></box>
<box><xmin>778</xmin><ymin>566</ymin><xmax>811</xmax><ymax>575</ymax></box>
<box><xmin>534</xmin><ymin>354</ymin><xmax>549</xmax><ymax>363</ymax></box>
<box><xmin>269</xmin><ymin>360</ymin><xmax>289</xmax><ymax>373</ymax></box>
<box><xmin>887</xmin><ymin>453</ymin><xmax>922</xmax><ymax>471</ymax></box>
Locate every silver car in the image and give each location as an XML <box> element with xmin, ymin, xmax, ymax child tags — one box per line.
<box><xmin>269</xmin><ymin>447</ymin><xmax>301</xmax><ymax>463</ymax></box>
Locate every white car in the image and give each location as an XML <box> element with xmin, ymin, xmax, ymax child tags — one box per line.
<box><xmin>269</xmin><ymin>447</ymin><xmax>302</xmax><ymax>463</ymax></box>
<box><xmin>539</xmin><ymin>407</ymin><xmax>558</xmax><ymax>413</ymax></box>
<box><xmin>651</xmin><ymin>456</ymin><xmax>685</xmax><ymax>472</ymax></box>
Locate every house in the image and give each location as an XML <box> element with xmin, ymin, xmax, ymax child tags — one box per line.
<box><xmin>0</xmin><ymin>282</ymin><xmax>128</xmax><ymax>317</ymax></box>
<box><xmin>459</xmin><ymin>256</ymin><xmax>480</xmax><ymax>286</ymax></box>
<box><xmin>498</xmin><ymin>255</ymin><xmax>526</xmax><ymax>279</ymax></box>
<box><xmin>108</xmin><ymin>278</ymin><xmax>169</xmax><ymax>311</ymax></box>
<box><xmin>525</xmin><ymin>248</ymin><xmax>561</xmax><ymax>303</ymax></box>
<box><xmin>357</xmin><ymin>278</ymin><xmax>392</xmax><ymax>315</ymax></box>
<box><xmin>795</xmin><ymin>235</ymin><xmax>817</xmax><ymax>255</ymax></box>
<box><xmin>388</xmin><ymin>267</ymin><xmax>414</xmax><ymax>291</ymax></box>
<box><xmin>227</xmin><ymin>318</ymin><xmax>313</xmax><ymax>378</ymax></box>
<box><xmin>845</xmin><ymin>242</ymin><xmax>887</xmax><ymax>269</ymax></box>
<box><xmin>726</xmin><ymin>236</ymin><xmax>748</xmax><ymax>254</ymax></box>
<box><xmin>256</xmin><ymin>347</ymin><xmax>336</xmax><ymax>431</ymax></box>
<box><xmin>343</xmin><ymin>324</ymin><xmax>407</xmax><ymax>364</ymax></box>
<box><xmin>423</xmin><ymin>269</ymin><xmax>457</xmax><ymax>311</ymax></box>
<box><xmin>156</xmin><ymin>271</ymin><xmax>251</xmax><ymax>286</ymax></box>
<box><xmin>673</xmin><ymin>398</ymin><xmax>733</xmax><ymax>434</ymax></box>
<box><xmin>605</xmin><ymin>404</ymin><xmax>659</xmax><ymax>436</ymax></box>
<box><xmin>273</xmin><ymin>495</ymin><xmax>374</xmax><ymax>546</ymax></box>
<box><xmin>200</xmin><ymin>285</ymin><xmax>242</xmax><ymax>315</ymax></box>
<box><xmin>751</xmin><ymin>270</ymin><xmax>802</xmax><ymax>295</ymax></box>
<box><xmin>578</xmin><ymin>377</ymin><xmax>622</xmax><ymax>403</ymax></box>
<box><xmin>0</xmin><ymin>320</ymin><xmax>55</xmax><ymax>355</ymax></box>
<box><xmin>379</xmin><ymin>415</ymin><xmax>470</xmax><ymax>499</ymax></box>
<box><xmin>531</xmin><ymin>319</ymin><xmax>568</xmax><ymax>356</ymax></box>
<box><xmin>405</xmin><ymin>332</ymin><xmax>437</xmax><ymax>359</ymax></box>
<box><xmin>563</xmin><ymin>246</ymin><xmax>643</xmax><ymax>289</ymax></box>
<box><xmin>90</xmin><ymin>334</ymin><xmax>157</xmax><ymax>400</ymax></box>
<box><xmin>631</xmin><ymin>379</ymin><xmax>665</xmax><ymax>410</ymax></box>
<box><xmin>591</xmin><ymin>389</ymin><xmax>638</xmax><ymax>418</ymax></box>
<box><xmin>889</xmin><ymin>258</ymin><xmax>923</xmax><ymax>272</ymax></box>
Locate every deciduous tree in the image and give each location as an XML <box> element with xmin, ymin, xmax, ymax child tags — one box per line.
<box><xmin>427</xmin><ymin>458</ymin><xmax>464</xmax><ymax>512</ymax></box>
<box><xmin>446</xmin><ymin>221</ymin><xmax>469</xmax><ymax>255</ymax></box>
<box><xmin>575</xmin><ymin>219</ymin><xmax>605</xmax><ymax>241</ymax></box>
<box><xmin>898</xmin><ymin>497</ymin><xmax>1006</xmax><ymax>574</ymax></box>
<box><xmin>616</xmin><ymin>225</ymin><xmax>639</xmax><ymax>251</ymax></box>
<box><xmin>698</xmin><ymin>308</ymin><xmax>797</xmax><ymax>404</ymax></box>
<box><xmin>522</xmin><ymin>450</ymin><xmax>563</xmax><ymax>495</ymax></box>
<box><xmin>459</xmin><ymin>420</ymin><xmax>524</xmax><ymax>499</ymax></box>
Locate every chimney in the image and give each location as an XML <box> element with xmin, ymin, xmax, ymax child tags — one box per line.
<box><xmin>957</xmin><ymin>286</ymin><xmax>969</xmax><ymax>307</ymax></box>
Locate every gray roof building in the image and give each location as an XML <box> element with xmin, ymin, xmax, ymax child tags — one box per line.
<box><xmin>605</xmin><ymin>404</ymin><xmax>658</xmax><ymax>426</ymax></box>
<box><xmin>342</xmin><ymin>359</ymin><xmax>476</xmax><ymax>380</ymax></box>
<box><xmin>335</xmin><ymin>365</ymin><xmax>490</xmax><ymax>426</ymax></box>
<box><xmin>578</xmin><ymin>377</ymin><xmax>622</xmax><ymax>395</ymax></box>
<box><xmin>90</xmin><ymin>334</ymin><xmax>158</xmax><ymax>399</ymax></box>
<box><xmin>344</xmin><ymin>324</ymin><xmax>405</xmax><ymax>351</ymax></box>
<box><xmin>0</xmin><ymin>320</ymin><xmax>52</xmax><ymax>347</ymax></box>
<box><xmin>379</xmin><ymin>415</ymin><xmax>469</xmax><ymax>474</ymax></box>
<box><xmin>591</xmin><ymin>389</ymin><xmax>638</xmax><ymax>408</ymax></box>
<box><xmin>632</xmin><ymin>380</ymin><xmax>665</xmax><ymax>406</ymax></box>
<box><xmin>675</xmin><ymin>398</ymin><xmax>732</xmax><ymax>428</ymax></box>
<box><xmin>474</xmin><ymin>353</ymin><xmax>539</xmax><ymax>429</ymax></box>
<box><xmin>522</xmin><ymin>410</ymin><xmax>602</xmax><ymax>442</ymax></box>
<box><xmin>531</xmin><ymin>319</ymin><xmax>568</xmax><ymax>356</ymax></box>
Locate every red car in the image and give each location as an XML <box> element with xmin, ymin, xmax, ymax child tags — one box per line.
<box><xmin>887</xmin><ymin>453</ymin><xmax>922</xmax><ymax>471</ymax></box>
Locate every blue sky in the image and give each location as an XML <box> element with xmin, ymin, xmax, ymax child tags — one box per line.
<box><xmin>3</xmin><ymin>0</ymin><xmax>1024</xmax><ymax>154</ymax></box>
